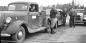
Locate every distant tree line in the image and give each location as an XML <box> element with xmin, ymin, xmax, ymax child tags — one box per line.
<box><xmin>42</xmin><ymin>3</ymin><xmax>85</xmax><ymax>11</ymax></box>
<box><xmin>0</xmin><ymin>6</ymin><xmax>8</xmax><ymax>11</ymax></box>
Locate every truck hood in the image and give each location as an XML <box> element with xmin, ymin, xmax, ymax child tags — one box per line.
<box><xmin>0</xmin><ymin>11</ymin><xmax>28</xmax><ymax>31</ymax></box>
<box><xmin>0</xmin><ymin>11</ymin><xmax>28</xmax><ymax>23</ymax></box>
<box><xmin>0</xmin><ymin>11</ymin><xmax>28</xmax><ymax>15</ymax></box>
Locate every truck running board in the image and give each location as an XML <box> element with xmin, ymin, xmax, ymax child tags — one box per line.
<box><xmin>28</xmin><ymin>27</ymin><xmax>46</xmax><ymax>33</ymax></box>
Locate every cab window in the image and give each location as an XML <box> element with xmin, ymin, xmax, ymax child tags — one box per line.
<box><xmin>29</xmin><ymin>4</ymin><xmax>38</xmax><ymax>12</ymax></box>
<box><xmin>8</xmin><ymin>4</ymin><xmax>28</xmax><ymax>11</ymax></box>
<box><xmin>8</xmin><ymin>5</ymin><xmax>15</xmax><ymax>10</ymax></box>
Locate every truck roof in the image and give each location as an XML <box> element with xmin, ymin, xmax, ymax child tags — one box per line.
<box><xmin>8</xmin><ymin>1</ymin><xmax>38</xmax><ymax>5</ymax></box>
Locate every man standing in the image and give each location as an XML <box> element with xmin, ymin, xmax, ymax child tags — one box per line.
<box><xmin>50</xmin><ymin>7</ymin><xmax>57</xmax><ymax>34</ymax></box>
<box><xmin>69</xmin><ymin>8</ymin><xmax>76</xmax><ymax>27</ymax></box>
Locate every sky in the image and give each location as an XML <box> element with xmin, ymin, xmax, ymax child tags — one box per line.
<box><xmin>0</xmin><ymin>0</ymin><xmax>86</xmax><ymax>7</ymax></box>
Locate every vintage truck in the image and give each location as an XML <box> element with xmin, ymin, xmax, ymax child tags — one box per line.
<box><xmin>73</xmin><ymin>9</ymin><xmax>86</xmax><ymax>25</ymax></box>
<box><xmin>0</xmin><ymin>2</ymin><xmax>55</xmax><ymax>43</ymax></box>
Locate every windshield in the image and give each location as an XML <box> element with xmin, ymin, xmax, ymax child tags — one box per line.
<box><xmin>8</xmin><ymin>4</ymin><xmax>28</xmax><ymax>11</ymax></box>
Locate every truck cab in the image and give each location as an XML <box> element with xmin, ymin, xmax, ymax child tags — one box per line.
<box><xmin>73</xmin><ymin>9</ymin><xmax>86</xmax><ymax>25</ymax></box>
<box><xmin>0</xmin><ymin>2</ymin><xmax>50</xmax><ymax>43</ymax></box>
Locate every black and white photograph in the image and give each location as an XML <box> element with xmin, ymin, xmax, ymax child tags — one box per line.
<box><xmin>0</xmin><ymin>0</ymin><xmax>86</xmax><ymax>43</ymax></box>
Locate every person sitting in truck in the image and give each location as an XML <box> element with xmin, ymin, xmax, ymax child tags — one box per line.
<box><xmin>69</xmin><ymin>8</ymin><xmax>76</xmax><ymax>28</ymax></box>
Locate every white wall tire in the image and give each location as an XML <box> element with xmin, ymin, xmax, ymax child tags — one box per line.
<box><xmin>12</xmin><ymin>26</ymin><xmax>25</xmax><ymax>43</ymax></box>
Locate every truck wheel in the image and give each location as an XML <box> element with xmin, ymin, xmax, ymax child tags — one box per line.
<box><xmin>84</xmin><ymin>22</ymin><xmax>86</xmax><ymax>25</ymax></box>
<box><xmin>12</xmin><ymin>26</ymin><xmax>25</xmax><ymax>43</ymax></box>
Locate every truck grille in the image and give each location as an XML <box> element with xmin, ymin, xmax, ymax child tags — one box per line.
<box><xmin>75</xmin><ymin>15</ymin><xmax>81</xmax><ymax>20</ymax></box>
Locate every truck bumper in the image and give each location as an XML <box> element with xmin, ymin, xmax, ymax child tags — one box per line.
<box><xmin>0</xmin><ymin>29</ymin><xmax>14</xmax><ymax>43</ymax></box>
<box><xmin>74</xmin><ymin>19</ymin><xmax>86</xmax><ymax>23</ymax></box>
<box><xmin>1</xmin><ymin>40</ymin><xmax>17</xmax><ymax>43</ymax></box>
<box><xmin>0</xmin><ymin>24</ymin><xmax>15</xmax><ymax>43</ymax></box>
<box><xmin>74</xmin><ymin>21</ymin><xmax>86</xmax><ymax>23</ymax></box>
<box><xmin>1</xmin><ymin>40</ymin><xmax>11</xmax><ymax>43</ymax></box>
<box><xmin>0</xmin><ymin>36</ymin><xmax>17</xmax><ymax>43</ymax></box>
<box><xmin>1</xmin><ymin>37</ymin><xmax>11</xmax><ymax>43</ymax></box>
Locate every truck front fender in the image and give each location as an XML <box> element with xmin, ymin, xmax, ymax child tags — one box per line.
<box><xmin>5</xmin><ymin>20</ymin><xmax>26</xmax><ymax>34</ymax></box>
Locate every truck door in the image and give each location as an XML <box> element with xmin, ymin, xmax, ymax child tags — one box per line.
<box><xmin>29</xmin><ymin>4</ymin><xmax>40</xmax><ymax>29</ymax></box>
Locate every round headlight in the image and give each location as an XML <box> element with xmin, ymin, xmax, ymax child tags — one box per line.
<box><xmin>6</xmin><ymin>17</ymin><xmax>12</xmax><ymax>23</ymax></box>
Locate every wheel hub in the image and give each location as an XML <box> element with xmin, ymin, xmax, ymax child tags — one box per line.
<box><xmin>17</xmin><ymin>31</ymin><xmax>23</xmax><ymax>40</ymax></box>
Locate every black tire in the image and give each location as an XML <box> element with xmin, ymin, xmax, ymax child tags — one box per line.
<box><xmin>12</xmin><ymin>26</ymin><xmax>25</xmax><ymax>43</ymax></box>
<box><xmin>84</xmin><ymin>22</ymin><xmax>86</xmax><ymax>25</ymax></box>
